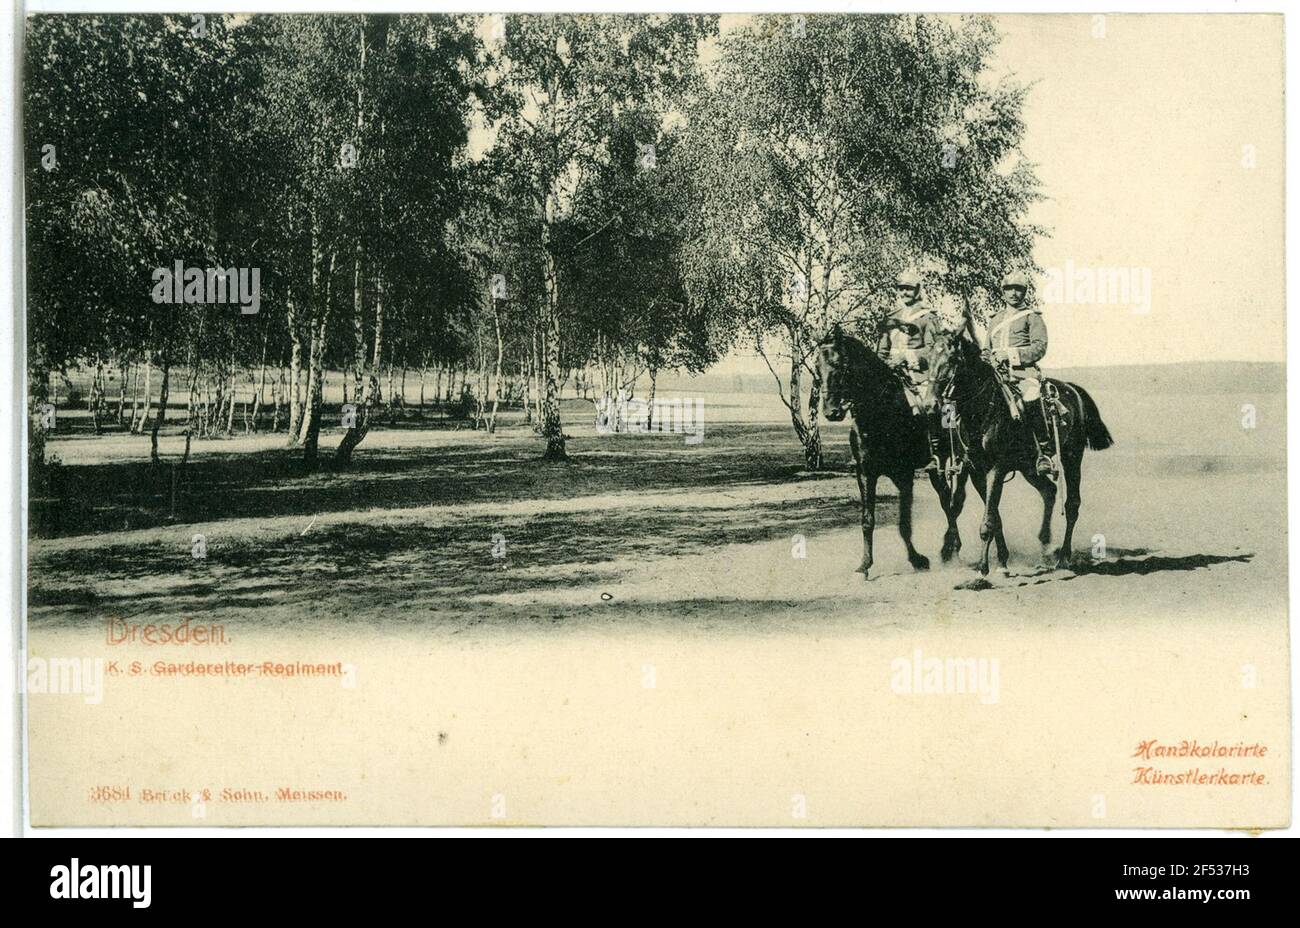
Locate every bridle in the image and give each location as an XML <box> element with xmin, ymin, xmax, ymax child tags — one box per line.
<box><xmin>935</xmin><ymin>334</ymin><xmax>1000</xmax><ymax>416</ymax></box>
<box><xmin>822</xmin><ymin>332</ymin><xmax>895</xmax><ymax>418</ymax></box>
<box><xmin>932</xmin><ymin>333</ymin><xmax>1030</xmax><ymax>487</ymax></box>
<box><xmin>931</xmin><ymin>334</ymin><xmax>1002</xmax><ymax>464</ymax></box>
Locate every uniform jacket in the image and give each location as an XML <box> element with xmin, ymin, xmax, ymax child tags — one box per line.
<box><xmin>875</xmin><ymin>304</ymin><xmax>939</xmax><ymax>369</ymax></box>
<box><xmin>986</xmin><ymin>304</ymin><xmax>1047</xmax><ymax>370</ymax></box>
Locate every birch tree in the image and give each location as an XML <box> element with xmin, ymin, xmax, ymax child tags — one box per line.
<box><xmin>487</xmin><ymin>13</ymin><xmax>715</xmax><ymax>461</ymax></box>
<box><xmin>683</xmin><ymin>13</ymin><xmax>1040</xmax><ymax>469</ymax></box>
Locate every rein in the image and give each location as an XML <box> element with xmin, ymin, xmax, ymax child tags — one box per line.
<box><xmin>938</xmin><ymin>341</ymin><xmax>1000</xmax><ymax>430</ymax></box>
<box><xmin>935</xmin><ymin>340</ymin><xmax>1022</xmax><ymax>484</ymax></box>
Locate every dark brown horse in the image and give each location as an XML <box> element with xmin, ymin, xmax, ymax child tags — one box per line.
<box><xmin>925</xmin><ymin>329</ymin><xmax>1113</xmax><ymax>575</ymax></box>
<box><xmin>816</xmin><ymin>326</ymin><xmax>969</xmax><ymax>579</ymax></box>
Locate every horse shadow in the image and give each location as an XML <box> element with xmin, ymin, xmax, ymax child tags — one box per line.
<box><xmin>1068</xmin><ymin>551</ymin><xmax>1253</xmax><ymax>577</ymax></box>
<box><xmin>955</xmin><ymin>549</ymin><xmax>1254</xmax><ymax>590</ymax></box>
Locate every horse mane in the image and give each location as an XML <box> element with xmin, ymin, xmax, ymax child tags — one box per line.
<box><xmin>928</xmin><ymin>325</ymin><xmax>985</xmax><ymax>386</ymax></box>
<box><xmin>931</xmin><ymin>325</ymin><xmax>1013</xmax><ymax>441</ymax></box>
<box><xmin>836</xmin><ymin>329</ymin><xmax>881</xmax><ymax>370</ymax></box>
<box><xmin>830</xmin><ymin>328</ymin><xmax>896</xmax><ymax>402</ymax></box>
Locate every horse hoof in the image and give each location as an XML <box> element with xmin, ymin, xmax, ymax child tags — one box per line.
<box><xmin>911</xmin><ymin>555</ymin><xmax>931</xmax><ymax>571</ymax></box>
<box><xmin>854</xmin><ymin>562</ymin><xmax>872</xmax><ymax>578</ymax></box>
<box><xmin>997</xmin><ymin>567</ymin><xmax>1011</xmax><ymax>578</ymax></box>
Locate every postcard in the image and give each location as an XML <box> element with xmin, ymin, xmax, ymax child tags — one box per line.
<box><xmin>22</xmin><ymin>10</ymin><xmax>1288</xmax><ymax>827</ymax></box>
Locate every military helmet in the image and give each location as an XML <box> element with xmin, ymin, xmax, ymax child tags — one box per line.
<box><xmin>895</xmin><ymin>267</ymin><xmax>922</xmax><ymax>289</ymax></box>
<box><xmin>1001</xmin><ymin>270</ymin><xmax>1031</xmax><ymax>291</ymax></box>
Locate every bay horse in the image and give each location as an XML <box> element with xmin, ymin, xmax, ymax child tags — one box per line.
<box><xmin>925</xmin><ymin>328</ymin><xmax>1113</xmax><ymax>575</ymax></box>
<box><xmin>816</xmin><ymin>326</ymin><xmax>970</xmax><ymax>580</ymax></box>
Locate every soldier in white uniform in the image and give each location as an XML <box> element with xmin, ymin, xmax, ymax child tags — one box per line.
<box><xmin>875</xmin><ymin>268</ymin><xmax>942</xmax><ymax>472</ymax></box>
<box><xmin>986</xmin><ymin>270</ymin><xmax>1053</xmax><ymax>476</ymax></box>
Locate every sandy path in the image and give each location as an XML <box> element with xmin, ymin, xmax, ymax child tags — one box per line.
<box><xmin>27</xmin><ymin>443</ymin><xmax>1290</xmax><ymax>827</ymax></box>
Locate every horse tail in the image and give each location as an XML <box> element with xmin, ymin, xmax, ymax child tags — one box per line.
<box><xmin>1067</xmin><ymin>383</ymin><xmax>1114</xmax><ymax>451</ymax></box>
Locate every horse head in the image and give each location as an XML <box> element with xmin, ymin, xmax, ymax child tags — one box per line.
<box><xmin>926</xmin><ymin>321</ymin><xmax>983</xmax><ymax>402</ymax></box>
<box><xmin>816</xmin><ymin>325</ymin><xmax>856</xmax><ymax>422</ymax></box>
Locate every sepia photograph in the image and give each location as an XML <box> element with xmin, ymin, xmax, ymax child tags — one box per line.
<box><xmin>17</xmin><ymin>8</ymin><xmax>1290</xmax><ymax>829</ymax></box>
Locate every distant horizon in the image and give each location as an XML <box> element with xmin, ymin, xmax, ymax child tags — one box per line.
<box><xmin>693</xmin><ymin>351</ymin><xmax>1285</xmax><ymax>384</ymax></box>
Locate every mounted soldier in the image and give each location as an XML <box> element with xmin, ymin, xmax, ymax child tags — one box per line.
<box><xmin>875</xmin><ymin>267</ymin><xmax>942</xmax><ymax>472</ymax></box>
<box><xmin>986</xmin><ymin>270</ymin><xmax>1054</xmax><ymax>476</ymax></box>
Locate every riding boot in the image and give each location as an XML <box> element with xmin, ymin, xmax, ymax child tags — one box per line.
<box><xmin>925</xmin><ymin>428</ymin><xmax>941</xmax><ymax>473</ymax></box>
<box><xmin>1032</xmin><ymin>400</ymin><xmax>1055</xmax><ymax>476</ymax></box>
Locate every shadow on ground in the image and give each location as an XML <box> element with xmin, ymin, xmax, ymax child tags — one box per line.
<box><xmin>1070</xmin><ymin>552</ymin><xmax>1253</xmax><ymax>577</ymax></box>
<box><xmin>954</xmin><ymin>550</ymin><xmax>1255</xmax><ymax>591</ymax></box>
<box><xmin>29</xmin><ymin>491</ymin><xmax>877</xmax><ymax>625</ymax></box>
<box><xmin>31</xmin><ymin>422</ymin><xmax>834</xmax><ymax>539</ymax></box>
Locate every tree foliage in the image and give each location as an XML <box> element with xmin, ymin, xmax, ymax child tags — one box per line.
<box><xmin>25</xmin><ymin>12</ymin><xmax>1040</xmax><ymax>474</ymax></box>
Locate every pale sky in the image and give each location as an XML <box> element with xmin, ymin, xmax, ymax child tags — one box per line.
<box><xmin>705</xmin><ymin>13</ymin><xmax>1285</xmax><ymax>371</ymax></box>
<box><xmin>997</xmin><ymin>13</ymin><xmax>1284</xmax><ymax>367</ymax></box>
<box><xmin>477</xmin><ymin>13</ymin><xmax>1284</xmax><ymax>371</ymax></box>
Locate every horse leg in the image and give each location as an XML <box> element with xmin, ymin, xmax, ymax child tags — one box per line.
<box><xmin>969</xmin><ymin>462</ymin><xmax>1008</xmax><ymax>569</ymax></box>
<box><xmin>849</xmin><ymin>430</ymin><xmax>877</xmax><ymax>577</ymax></box>
<box><xmin>855</xmin><ymin>468</ymin><xmax>878</xmax><ymax>579</ymax></box>
<box><xmin>993</xmin><ymin>515</ymin><xmax>1011</xmax><ymax>574</ymax></box>
<box><xmin>989</xmin><ymin>470</ymin><xmax>1010</xmax><ymax>572</ymax></box>
<box><xmin>967</xmin><ymin>459</ymin><xmax>988</xmax><ymax>502</ymax></box>
<box><xmin>978</xmin><ymin>463</ymin><xmax>1008</xmax><ymax>576</ymax></box>
<box><xmin>1056</xmin><ymin>455</ymin><xmax>1082</xmax><ymax>569</ymax></box>
<box><xmin>1023</xmin><ymin>472</ymin><xmax>1057</xmax><ymax>561</ymax></box>
<box><xmin>896</xmin><ymin>472</ymin><xmax>930</xmax><ymax>571</ymax></box>
<box><xmin>931</xmin><ymin>469</ymin><xmax>964</xmax><ymax>562</ymax></box>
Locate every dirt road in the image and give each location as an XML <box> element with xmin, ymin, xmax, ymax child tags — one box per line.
<box><xmin>26</xmin><ymin>386</ymin><xmax>1290</xmax><ymax>827</ymax></box>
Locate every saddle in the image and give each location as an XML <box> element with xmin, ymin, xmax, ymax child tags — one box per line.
<box><xmin>1041</xmin><ymin>380</ymin><xmax>1072</xmax><ymax>428</ymax></box>
<box><xmin>990</xmin><ymin>362</ymin><xmax>1025</xmax><ymax>420</ymax></box>
<box><xmin>889</xmin><ymin>364</ymin><xmax>935</xmax><ymax>418</ymax></box>
<box><xmin>990</xmin><ymin>363</ymin><xmax>1070</xmax><ymax>423</ymax></box>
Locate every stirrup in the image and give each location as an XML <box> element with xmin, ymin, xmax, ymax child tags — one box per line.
<box><xmin>1035</xmin><ymin>452</ymin><xmax>1055</xmax><ymax>477</ymax></box>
